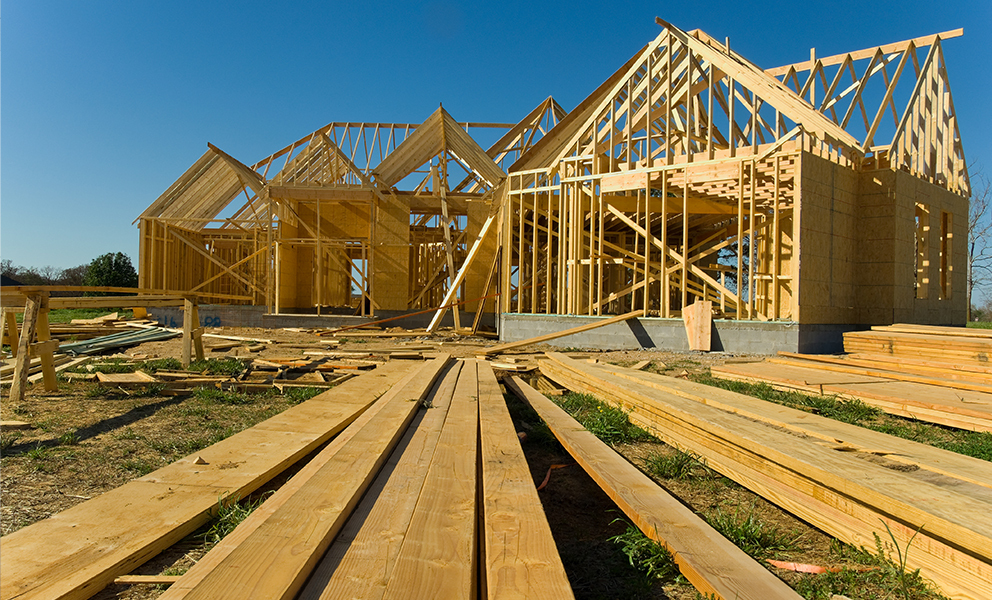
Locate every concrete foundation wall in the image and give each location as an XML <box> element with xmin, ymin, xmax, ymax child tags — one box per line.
<box><xmin>498</xmin><ymin>314</ymin><xmax>861</xmax><ymax>354</ymax></box>
<box><xmin>147</xmin><ymin>305</ymin><xmax>494</xmax><ymax>331</ymax></box>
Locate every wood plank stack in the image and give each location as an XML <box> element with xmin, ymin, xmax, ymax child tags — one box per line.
<box><xmin>711</xmin><ymin>355</ymin><xmax>992</xmax><ymax>432</ymax></box>
<box><xmin>710</xmin><ymin>323</ymin><xmax>992</xmax><ymax>432</ymax></box>
<box><xmin>540</xmin><ymin>352</ymin><xmax>992</xmax><ymax>600</ymax></box>
<box><xmin>843</xmin><ymin>324</ymin><xmax>992</xmax><ymax>365</ymax></box>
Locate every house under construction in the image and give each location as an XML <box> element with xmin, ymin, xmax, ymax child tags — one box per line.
<box><xmin>136</xmin><ymin>19</ymin><xmax>969</xmax><ymax>351</ymax></box>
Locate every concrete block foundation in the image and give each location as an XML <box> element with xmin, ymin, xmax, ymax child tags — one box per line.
<box><xmin>498</xmin><ymin>314</ymin><xmax>863</xmax><ymax>354</ymax></box>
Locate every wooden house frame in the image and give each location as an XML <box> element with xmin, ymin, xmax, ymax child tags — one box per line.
<box><xmin>136</xmin><ymin>99</ymin><xmax>565</xmax><ymax>321</ymax></box>
<box><xmin>495</xmin><ymin>19</ymin><xmax>969</xmax><ymax>328</ymax></box>
<box><xmin>137</xmin><ymin>18</ymin><xmax>969</xmax><ymax>334</ymax></box>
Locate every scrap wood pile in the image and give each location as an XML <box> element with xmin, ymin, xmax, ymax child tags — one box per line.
<box><xmin>710</xmin><ymin>323</ymin><xmax>992</xmax><ymax>432</ymax></box>
<box><xmin>79</xmin><ymin>355</ymin><xmax>389</xmax><ymax>394</ymax></box>
<box><xmin>538</xmin><ymin>352</ymin><xmax>992</xmax><ymax>599</ymax></box>
<box><xmin>3</xmin><ymin>356</ymin><xmax>809</xmax><ymax>600</ymax></box>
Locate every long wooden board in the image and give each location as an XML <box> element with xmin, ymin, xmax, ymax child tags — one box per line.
<box><xmin>0</xmin><ymin>362</ymin><xmax>417</xmax><ymax>600</ymax></box>
<box><xmin>156</xmin><ymin>360</ymin><xmax>436</xmax><ymax>600</ymax></box>
<box><xmin>299</xmin><ymin>361</ymin><xmax>464</xmax><ymax>600</ymax></box>
<box><xmin>583</xmin><ymin>359</ymin><xmax>992</xmax><ymax>490</ymax></box>
<box><xmin>777</xmin><ymin>351</ymin><xmax>992</xmax><ymax>386</ymax></box>
<box><xmin>380</xmin><ymin>360</ymin><xmax>480</xmax><ymax>599</ymax></box>
<box><xmin>478</xmin><ymin>364</ymin><xmax>574</xmax><ymax>600</ymax></box>
<box><xmin>178</xmin><ymin>356</ymin><xmax>450</xmax><ymax>600</ymax></box>
<box><xmin>482</xmin><ymin>310</ymin><xmax>644</xmax><ymax>355</ymax></box>
<box><xmin>504</xmin><ymin>376</ymin><xmax>800</xmax><ymax>600</ymax></box>
<box><xmin>711</xmin><ymin>360</ymin><xmax>992</xmax><ymax>432</ymax></box>
<box><xmin>540</xmin><ymin>355</ymin><xmax>992</xmax><ymax>600</ymax></box>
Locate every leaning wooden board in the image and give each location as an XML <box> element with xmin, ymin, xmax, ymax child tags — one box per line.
<box><xmin>711</xmin><ymin>360</ymin><xmax>992</xmax><ymax>432</ymax></box>
<box><xmin>505</xmin><ymin>376</ymin><xmax>800</xmax><ymax>600</ymax></box>
<box><xmin>540</xmin><ymin>354</ymin><xmax>992</xmax><ymax>600</ymax></box>
<box><xmin>0</xmin><ymin>361</ymin><xmax>417</xmax><ymax>600</ymax></box>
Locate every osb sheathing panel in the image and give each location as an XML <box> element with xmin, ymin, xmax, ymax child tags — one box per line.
<box><xmin>796</xmin><ymin>152</ymin><xmax>859</xmax><ymax>324</ymax></box>
<box><xmin>372</xmin><ymin>196</ymin><xmax>411</xmax><ymax>310</ymax></box>
<box><xmin>462</xmin><ymin>201</ymin><xmax>496</xmax><ymax>314</ymax></box>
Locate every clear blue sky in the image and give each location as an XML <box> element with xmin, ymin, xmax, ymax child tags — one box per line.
<box><xmin>2</xmin><ymin>0</ymin><xmax>990</xmax><ymax>271</ymax></box>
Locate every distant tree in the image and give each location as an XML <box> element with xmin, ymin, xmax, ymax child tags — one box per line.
<box><xmin>968</xmin><ymin>171</ymin><xmax>992</xmax><ymax>320</ymax></box>
<box><xmin>1</xmin><ymin>260</ymin><xmax>15</xmax><ymax>279</ymax></box>
<box><xmin>58</xmin><ymin>264</ymin><xmax>90</xmax><ymax>287</ymax></box>
<box><xmin>84</xmin><ymin>252</ymin><xmax>138</xmax><ymax>293</ymax></box>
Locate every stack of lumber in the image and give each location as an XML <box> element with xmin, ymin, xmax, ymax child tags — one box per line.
<box><xmin>540</xmin><ymin>352</ymin><xmax>992</xmax><ymax>600</ymax></box>
<box><xmin>711</xmin><ymin>352</ymin><xmax>992</xmax><ymax>432</ymax></box>
<box><xmin>843</xmin><ymin>323</ymin><xmax>992</xmax><ymax>365</ymax></box>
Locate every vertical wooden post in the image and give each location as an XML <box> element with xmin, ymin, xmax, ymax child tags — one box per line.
<box><xmin>182</xmin><ymin>297</ymin><xmax>204</xmax><ymax>368</ymax></box>
<box><xmin>36</xmin><ymin>293</ymin><xmax>57</xmax><ymax>392</ymax></box>
<box><xmin>3</xmin><ymin>308</ymin><xmax>19</xmax><ymax>357</ymax></box>
<box><xmin>10</xmin><ymin>294</ymin><xmax>42</xmax><ymax>403</ymax></box>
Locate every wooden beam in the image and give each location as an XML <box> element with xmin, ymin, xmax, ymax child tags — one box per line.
<box><xmin>504</xmin><ymin>375</ymin><xmax>800</xmax><ymax>600</ymax></box>
<box><xmin>380</xmin><ymin>359</ymin><xmax>479</xmax><ymax>599</ymax></box>
<box><xmin>480</xmin><ymin>364</ymin><xmax>574</xmax><ymax>599</ymax></box>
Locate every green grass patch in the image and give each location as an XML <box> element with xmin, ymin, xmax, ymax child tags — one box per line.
<box><xmin>695</xmin><ymin>374</ymin><xmax>992</xmax><ymax>462</ymax></box>
<box><xmin>187</xmin><ymin>357</ymin><xmax>245</xmax><ymax>377</ymax></box>
<box><xmin>202</xmin><ymin>492</ymin><xmax>274</xmax><ymax>546</ymax></box>
<box><xmin>966</xmin><ymin>321</ymin><xmax>992</xmax><ymax>329</ymax></box>
<box><xmin>646</xmin><ymin>447</ymin><xmax>708</xmax><ymax>480</ymax></box>
<box><xmin>283</xmin><ymin>386</ymin><xmax>324</xmax><ymax>404</ymax></box>
<box><xmin>193</xmin><ymin>387</ymin><xmax>256</xmax><ymax>405</ymax></box>
<box><xmin>553</xmin><ymin>392</ymin><xmax>654</xmax><ymax>445</ymax></box>
<box><xmin>609</xmin><ymin>522</ymin><xmax>681</xmax><ymax>582</ymax></box>
<box><xmin>704</xmin><ymin>503</ymin><xmax>797</xmax><ymax>558</ymax></box>
<box><xmin>792</xmin><ymin>535</ymin><xmax>949</xmax><ymax>600</ymax></box>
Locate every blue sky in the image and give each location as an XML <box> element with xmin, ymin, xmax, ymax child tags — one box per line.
<box><xmin>2</xmin><ymin>0</ymin><xmax>990</xmax><ymax>271</ymax></box>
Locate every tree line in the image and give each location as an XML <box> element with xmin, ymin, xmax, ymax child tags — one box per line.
<box><xmin>1</xmin><ymin>252</ymin><xmax>138</xmax><ymax>295</ymax></box>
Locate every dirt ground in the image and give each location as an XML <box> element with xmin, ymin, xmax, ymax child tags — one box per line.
<box><xmin>0</xmin><ymin>326</ymin><xmax>936</xmax><ymax>599</ymax></box>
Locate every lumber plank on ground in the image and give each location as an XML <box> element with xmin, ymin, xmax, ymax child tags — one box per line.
<box><xmin>300</xmin><ymin>361</ymin><xmax>464</xmax><ymax>600</ymax></box>
<box><xmin>504</xmin><ymin>375</ymin><xmax>799</xmax><ymax>600</ymax></box>
<box><xmin>843</xmin><ymin>330</ymin><xmax>992</xmax><ymax>366</ymax></box>
<box><xmin>777</xmin><ymin>351</ymin><xmax>992</xmax><ymax>386</ymax></box>
<box><xmin>584</xmin><ymin>359</ymin><xmax>992</xmax><ymax>490</ymax></box>
<box><xmin>482</xmin><ymin>310</ymin><xmax>644</xmax><ymax>356</ymax></box>
<box><xmin>711</xmin><ymin>361</ymin><xmax>992</xmax><ymax>433</ymax></box>
<box><xmin>540</xmin><ymin>354</ymin><xmax>992</xmax><ymax>600</ymax></box>
<box><xmin>177</xmin><ymin>356</ymin><xmax>451</xmax><ymax>600</ymax></box>
<box><xmin>768</xmin><ymin>355</ymin><xmax>992</xmax><ymax>393</ymax></box>
<box><xmin>874</xmin><ymin>323</ymin><xmax>992</xmax><ymax>339</ymax></box>
<box><xmin>0</xmin><ymin>362</ymin><xmax>417</xmax><ymax>600</ymax></box>
<box><xmin>479</xmin><ymin>365</ymin><xmax>575</xmax><ymax>599</ymax></box>
<box><xmin>158</xmin><ymin>359</ymin><xmax>444</xmax><ymax>600</ymax></box>
<box><xmin>380</xmin><ymin>360</ymin><xmax>480</xmax><ymax>600</ymax></box>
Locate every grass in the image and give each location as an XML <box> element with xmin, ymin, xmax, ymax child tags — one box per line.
<box><xmin>704</xmin><ymin>502</ymin><xmax>798</xmax><ymax>558</ymax></box>
<box><xmin>966</xmin><ymin>321</ymin><xmax>992</xmax><ymax>329</ymax></box>
<box><xmin>553</xmin><ymin>392</ymin><xmax>654</xmax><ymax>445</ymax></box>
<box><xmin>791</xmin><ymin>536</ymin><xmax>949</xmax><ymax>600</ymax></box>
<box><xmin>202</xmin><ymin>492</ymin><xmax>274</xmax><ymax>546</ymax></box>
<box><xmin>609</xmin><ymin>522</ymin><xmax>681</xmax><ymax>582</ymax></box>
<box><xmin>694</xmin><ymin>375</ymin><xmax>992</xmax><ymax>462</ymax></box>
<box><xmin>646</xmin><ymin>447</ymin><xmax>708</xmax><ymax>480</ymax></box>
